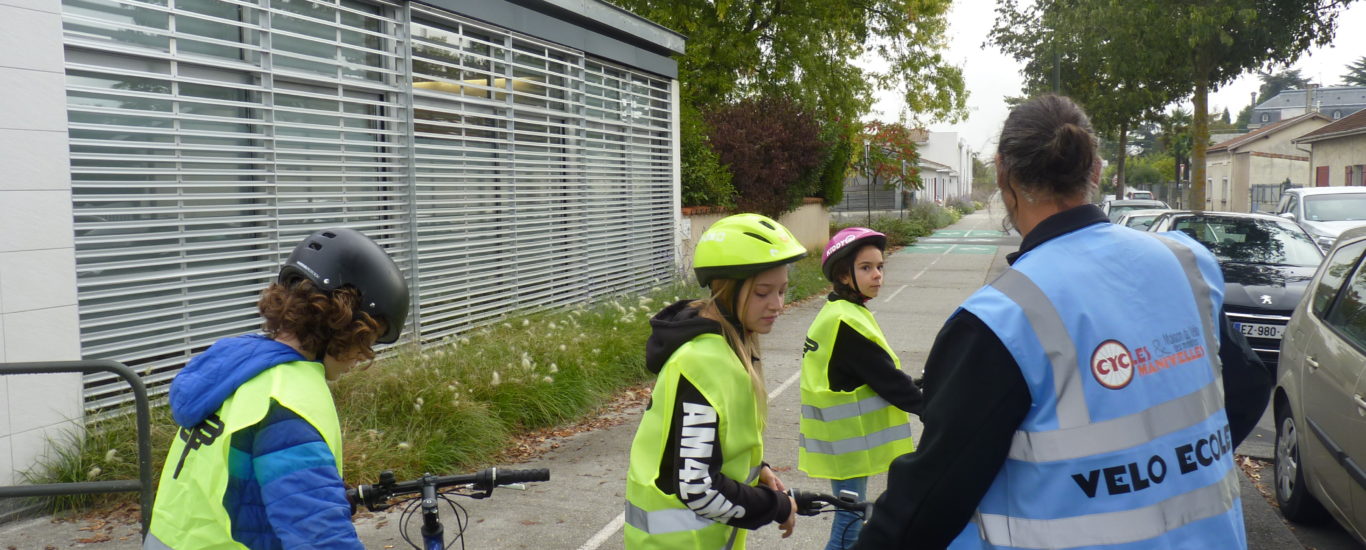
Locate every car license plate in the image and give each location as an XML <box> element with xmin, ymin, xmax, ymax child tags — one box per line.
<box><xmin>1234</xmin><ymin>322</ymin><xmax>1283</xmax><ymax>340</ymax></box>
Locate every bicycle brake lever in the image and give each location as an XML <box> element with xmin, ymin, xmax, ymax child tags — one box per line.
<box><xmin>501</xmin><ymin>483</ymin><xmax>528</xmax><ymax>491</ymax></box>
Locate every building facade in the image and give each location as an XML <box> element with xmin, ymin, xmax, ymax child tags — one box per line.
<box><xmin>0</xmin><ymin>0</ymin><xmax>683</xmax><ymax>496</ymax></box>
<box><xmin>1293</xmin><ymin>108</ymin><xmax>1366</xmax><ymax>188</ymax></box>
<box><xmin>1205</xmin><ymin>113</ymin><xmax>1329</xmax><ymax>212</ymax></box>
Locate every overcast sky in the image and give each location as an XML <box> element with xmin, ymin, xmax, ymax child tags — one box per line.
<box><xmin>862</xmin><ymin>0</ymin><xmax>1366</xmax><ymax>156</ymax></box>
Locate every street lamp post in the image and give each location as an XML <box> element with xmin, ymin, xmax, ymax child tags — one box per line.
<box><xmin>864</xmin><ymin>138</ymin><xmax>872</xmax><ymax>227</ymax></box>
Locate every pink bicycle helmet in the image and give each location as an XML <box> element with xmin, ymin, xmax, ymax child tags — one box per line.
<box><xmin>821</xmin><ymin>227</ymin><xmax>887</xmax><ymax>281</ymax></box>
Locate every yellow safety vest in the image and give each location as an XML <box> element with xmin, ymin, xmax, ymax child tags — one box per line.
<box><xmin>144</xmin><ymin>361</ymin><xmax>343</xmax><ymax>550</ymax></box>
<box><xmin>625</xmin><ymin>334</ymin><xmax>765</xmax><ymax>550</ymax></box>
<box><xmin>798</xmin><ymin>300</ymin><xmax>915</xmax><ymax>480</ymax></box>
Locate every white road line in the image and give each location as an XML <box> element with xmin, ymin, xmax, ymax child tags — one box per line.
<box><xmin>579</xmin><ymin>369</ymin><xmax>803</xmax><ymax>550</ymax></box>
<box><xmin>577</xmin><ymin>513</ymin><xmax>625</xmax><ymax>550</ymax></box>
<box><xmin>883</xmin><ymin>284</ymin><xmax>908</xmax><ymax>302</ymax></box>
<box><xmin>766</xmin><ymin>369</ymin><xmax>801</xmax><ymax>401</ymax></box>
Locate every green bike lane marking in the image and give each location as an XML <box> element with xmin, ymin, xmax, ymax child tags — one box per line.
<box><xmin>929</xmin><ymin>229</ymin><xmax>1004</xmax><ymax>238</ymax></box>
<box><xmin>905</xmin><ymin>243</ymin><xmax>998</xmax><ymax>255</ymax></box>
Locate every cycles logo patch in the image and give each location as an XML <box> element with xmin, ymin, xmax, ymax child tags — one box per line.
<box><xmin>1090</xmin><ymin>339</ymin><xmax>1134</xmax><ymax>390</ymax></box>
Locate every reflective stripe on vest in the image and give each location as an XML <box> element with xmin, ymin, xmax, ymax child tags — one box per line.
<box><xmin>954</xmin><ymin>225</ymin><xmax>1244</xmax><ymax>550</ymax></box>
<box><xmin>801</xmin><ymin>394</ymin><xmax>893</xmax><ymax>422</ymax></box>
<box><xmin>976</xmin><ymin>467</ymin><xmax>1240</xmax><ymax>549</ymax></box>
<box><xmin>141</xmin><ymin>533</ymin><xmax>172</xmax><ymax>550</ymax></box>
<box><xmin>624</xmin><ymin>334</ymin><xmax>764</xmax><ymax>550</ymax></box>
<box><xmin>798</xmin><ymin>300</ymin><xmax>914</xmax><ymax>479</ymax></box>
<box><xmin>798</xmin><ymin>423</ymin><xmax>914</xmax><ymax>455</ymax></box>
<box><xmin>145</xmin><ymin>361</ymin><xmax>342</xmax><ymax>550</ymax></box>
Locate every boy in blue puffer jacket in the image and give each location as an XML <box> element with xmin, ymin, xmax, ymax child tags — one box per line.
<box><xmin>144</xmin><ymin>228</ymin><xmax>408</xmax><ymax>549</ymax></box>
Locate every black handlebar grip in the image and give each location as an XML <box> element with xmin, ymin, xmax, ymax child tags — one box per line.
<box><xmin>494</xmin><ymin>468</ymin><xmax>550</xmax><ymax>484</ymax></box>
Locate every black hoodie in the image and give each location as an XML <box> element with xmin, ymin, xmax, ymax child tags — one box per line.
<box><xmin>642</xmin><ymin>300</ymin><xmax>792</xmax><ymax>531</ymax></box>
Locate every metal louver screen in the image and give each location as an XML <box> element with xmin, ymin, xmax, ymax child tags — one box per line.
<box><xmin>61</xmin><ymin>0</ymin><xmax>676</xmax><ymax>416</ymax></box>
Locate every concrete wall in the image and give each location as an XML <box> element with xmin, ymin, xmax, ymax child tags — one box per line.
<box><xmin>1309</xmin><ymin>134</ymin><xmax>1366</xmax><ymax>186</ymax></box>
<box><xmin>0</xmin><ymin>0</ymin><xmax>84</xmax><ymax>501</ymax></box>
<box><xmin>1206</xmin><ymin>152</ymin><xmax>1233</xmax><ymax>209</ymax></box>
<box><xmin>678</xmin><ymin>202</ymin><xmax>830</xmax><ymax>277</ymax></box>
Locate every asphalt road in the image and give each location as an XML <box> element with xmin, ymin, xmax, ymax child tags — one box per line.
<box><xmin>2</xmin><ymin>202</ymin><xmax>1356</xmax><ymax>549</ymax></box>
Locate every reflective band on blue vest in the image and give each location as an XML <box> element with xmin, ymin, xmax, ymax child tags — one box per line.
<box><xmin>1152</xmin><ymin>234</ymin><xmax>1222</xmax><ymax>366</ymax></box>
<box><xmin>799</xmin><ymin>423</ymin><xmax>914</xmax><ymax>455</ymax></box>
<box><xmin>1008</xmin><ymin>380</ymin><xmax>1225</xmax><ymax>463</ymax></box>
<box><xmin>801</xmin><ymin>395</ymin><xmax>894</xmax><ymax>422</ymax></box>
<box><xmin>989</xmin><ymin>268</ymin><xmax>1089</xmax><ymax>428</ymax></box>
<box><xmin>976</xmin><ymin>467</ymin><xmax>1240</xmax><ymax>548</ymax></box>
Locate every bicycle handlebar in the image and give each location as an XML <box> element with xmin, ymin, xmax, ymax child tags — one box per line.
<box><xmin>348</xmin><ymin>467</ymin><xmax>550</xmax><ymax>512</ymax></box>
<box><xmin>787</xmin><ymin>488</ymin><xmax>872</xmax><ymax>517</ymax></box>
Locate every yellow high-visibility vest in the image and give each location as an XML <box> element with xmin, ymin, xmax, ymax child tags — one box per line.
<box><xmin>798</xmin><ymin>300</ymin><xmax>914</xmax><ymax>480</ymax></box>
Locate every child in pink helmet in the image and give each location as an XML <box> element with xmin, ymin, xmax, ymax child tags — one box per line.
<box><xmin>798</xmin><ymin>227</ymin><xmax>923</xmax><ymax>550</ymax></box>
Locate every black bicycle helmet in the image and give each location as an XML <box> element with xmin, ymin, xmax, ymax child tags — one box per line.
<box><xmin>278</xmin><ymin>228</ymin><xmax>409</xmax><ymax>344</ymax></box>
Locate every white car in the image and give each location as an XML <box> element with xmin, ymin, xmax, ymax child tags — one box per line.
<box><xmin>1114</xmin><ymin>208</ymin><xmax>1172</xmax><ymax>230</ymax></box>
<box><xmin>1275</xmin><ymin>186</ymin><xmax>1366</xmax><ymax>251</ymax></box>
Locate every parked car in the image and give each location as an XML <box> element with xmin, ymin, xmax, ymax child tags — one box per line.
<box><xmin>1272</xmin><ymin>225</ymin><xmax>1366</xmax><ymax>546</ymax></box>
<box><xmin>1114</xmin><ymin>208</ymin><xmax>1172</xmax><ymax>230</ymax></box>
<box><xmin>1101</xmin><ymin>199</ymin><xmax>1170</xmax><ymax>222</ymax></box>
<box><xmin>1275</xmin><ymin>186</ymin><xmax>1366</xmax><ymax>251</ymax></box>
<box><xmin>1125</xmin><ymin>189</ymin><xmax>1154</xmax><ymax>200</ymax></box>
<box><xmin>1147</xmin><ymin>211</ymin><xmax>1324</xmax><ymax>368</ymax></box>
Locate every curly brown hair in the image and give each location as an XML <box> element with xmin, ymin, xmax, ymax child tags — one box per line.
<box><xmin>258</xmin><ymin>280</ymin><xmax>384</xmax><ymax>362</ymax></box>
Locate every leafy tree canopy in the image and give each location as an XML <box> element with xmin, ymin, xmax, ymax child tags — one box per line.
<box><xmin>611</xmin><ymin>0</ymin><xmax>968</xmax><ymax>126</ymax></box>
<box><xmin>1344</xmin><ymin>55</ymin><xmax>1366</xmax><ymax>86</ymax></box>
<box><xmin>1257</xmin><ymin>68</ymin><xmax>1313</xmax><ymax>103</ymax></box>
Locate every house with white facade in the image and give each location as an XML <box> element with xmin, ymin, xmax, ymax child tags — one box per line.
<box><xmin>913</xmin><ymin>131</ymin><xmax>974</xmax><ymax>204</ymax></box>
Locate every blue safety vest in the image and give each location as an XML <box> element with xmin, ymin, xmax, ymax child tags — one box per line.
<box><xmin>950</xmin><ymin>223</ymin><xmax>1245</xmax><ymax>550</ymax></box>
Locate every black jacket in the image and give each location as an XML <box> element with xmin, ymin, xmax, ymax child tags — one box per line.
<box><xmin>823</xmin><ymin>294</ymin><xmax>924</xmax><ymax>415</ymax></box>
<box><xmin>852</xmin><ymin>204</ymin><xmax>1274</xmax><ymax>549</ymax></box>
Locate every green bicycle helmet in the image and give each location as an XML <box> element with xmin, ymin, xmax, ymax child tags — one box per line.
<box><xmin>693</xmin><ymin>213</ymin><xmax>807</xmax><ymax>287</ymax></box>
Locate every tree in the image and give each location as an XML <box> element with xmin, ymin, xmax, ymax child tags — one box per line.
<box><xmin>705</xmin><ymin>96</ymin><xmax>828</xmax><ymax>218</ymax></box>
<box><xmin>612</xmin><ymin>0</ymin><xmax>967</xmax><ymax>207</ymax></box>
<box><xmin>991</xmin><ymin>0</ymin><xmax>1181</xmax><ymax>201</ymax></box>
<box><xmin>611</xmin><ymin>0</ymin><xmax>967</xmax><ymax>122</ymax></box>
<box><xmin>1257</xmin><ymin>69</ymin><xmax>1313</xmax><ymax>103</ymax></box>
<box><xmin>1157</xmin><ymin>108</ymin><xmax>1193</xmax><ymax>184</ymax></box>
<box><xmin>992</xmin><ymin>1</ymin><xmax>1354</xmax><ymax>209</ymax></box>
<box><xmin>861</xmin><ymin>121</ymin><xmax>923</xmax><ymax>193</ymax></box>
<box><xmin>1234</xmin><ymin>103</ymin><xmax>1254</xmax><ymax>131</ymax></box>
<box><xmin>1345</xmin><ymin>55</ymin><xmax>1366</xmax><ymax>86</ymax></box>
<box><xmin>1172</xmin><ymin>3</ymin><xmax>1350</xmax><ymax>208</ymax></box>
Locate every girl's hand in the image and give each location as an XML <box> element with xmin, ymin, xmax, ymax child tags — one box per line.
<box><xmin>779</xmin><ymin>494</ymin><xmax>797</xmax><ymax>538</ymax></box>
<box><xmin>758</xmin><ymin>465</ymin><xmax>786</xmax><ymax>492</ymax></box>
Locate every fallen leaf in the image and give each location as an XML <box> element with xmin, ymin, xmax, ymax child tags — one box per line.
<box><xmin>76</xmin><ymin>534</ymin><xmax>112</xmax><ymax>543</ymax></box>
<box><xmin>520</xmin><ymin>520</ymin><xmax>539</xmax><ymax>526</ymax></box>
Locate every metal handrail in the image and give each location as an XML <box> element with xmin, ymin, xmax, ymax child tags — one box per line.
<box><xmin>0</xmin><ymin>360</ymin><xmax>153</xmax><ymax>537</ymax></box>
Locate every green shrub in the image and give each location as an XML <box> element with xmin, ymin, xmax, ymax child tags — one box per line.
<box><xmin>680</xmin><ymin>103</ymin><xmax>735</xmax><ymax>207</ymax></box>
<box><xmin>908</xmin><ymin>202</ymin><xmax>957</xmax><ymax>229</ymax></box>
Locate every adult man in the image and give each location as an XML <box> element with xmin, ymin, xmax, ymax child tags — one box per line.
<box><xmin>853</xmin><ymin>95</ymin><xmax>1272</xmax><ymax>549</ymax></box>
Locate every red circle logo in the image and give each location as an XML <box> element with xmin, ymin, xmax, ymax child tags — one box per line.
<box><xmin>1091</xmin><ymin>339</ymin><xmax>1134</xmax><ymax>390</ymax></box>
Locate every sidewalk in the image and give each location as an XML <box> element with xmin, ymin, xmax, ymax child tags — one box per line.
<box><xmin>0</xmin><ymin>202</ymin><xmax>1304</xmax><ymax>549</ymax></box>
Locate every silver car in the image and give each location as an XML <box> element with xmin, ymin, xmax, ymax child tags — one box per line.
<box><xmin>1275</xmin><ymin>186</ymin><xmax>1366</xmax><ymax>251</ymax></box>
<box><xmin>1274</xmin><ymin>225</ymin><xmax>1366</xmax><ymax>545</ymax></box>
